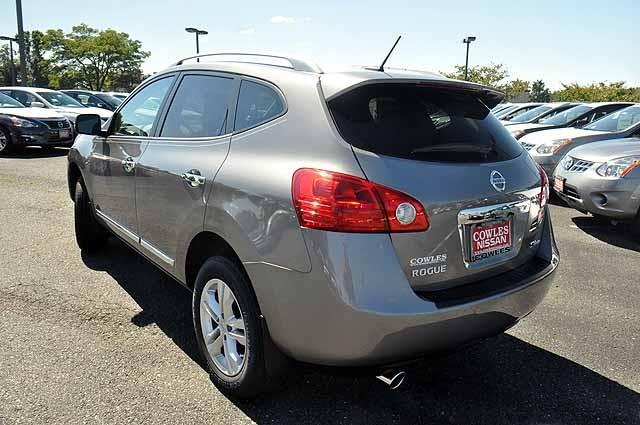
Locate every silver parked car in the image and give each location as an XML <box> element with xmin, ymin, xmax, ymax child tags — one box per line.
<box><xmin>500</xmin><ymin>102</ymin><xmax>579</xmax><ymax>127</ymax></box>
<box><xmin>520</xmin><ymin>104</ymin><xmax>640</xmax><ymax>176</ymax></box>
<box><xmin>507</xmin><ymin>102</ymin><xmax>633</xmax><ymax>140</ymax></box>
<box><xmin>553</xmin><ymin>138</ymin><xmax>640</xmax><ymax>230</ymax></box>
<box><xmin>67</xmin><ymin>53</ymin><xmax>558</xmax><ymax>398</ymax></box>
<box><xmin>494</xmin><ymin>102</ymin><xmax>543</xmax><ymax>121</ymax></box>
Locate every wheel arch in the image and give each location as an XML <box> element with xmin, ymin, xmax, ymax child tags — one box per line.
<box><xmin>67</xmin><ymin>161</ymin><xmax>82</xmax><ymax>201</ymax></box>
<box><xmin>184</xmin><ymin>231</ymin><xmax>253</xmax><ymax>294</ymax></box>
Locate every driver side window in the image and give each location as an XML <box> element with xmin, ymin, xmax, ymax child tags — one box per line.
<box><xmin>112</xmin><ymin>77</ymin><xmax>174</xmax><ymax>137</ymax></box>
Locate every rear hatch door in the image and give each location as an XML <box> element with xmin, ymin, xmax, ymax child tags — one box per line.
<box><xmin>325</xmin><ymin>80</ymin><xmax>545</xmax><ymax>291</ymax></box>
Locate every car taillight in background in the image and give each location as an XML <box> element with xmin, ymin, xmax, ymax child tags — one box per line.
<box><xmin>292</xmin><ymin>168</ymin><xmax>429</xmax><ymax>233</ymax></box>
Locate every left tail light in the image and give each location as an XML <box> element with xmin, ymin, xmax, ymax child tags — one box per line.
<box><xmin>292</xmin><ymin>168</ymin><xmax>429</xmax><ymax>233</ymax></box>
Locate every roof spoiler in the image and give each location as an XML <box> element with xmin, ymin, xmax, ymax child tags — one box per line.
<box><xmin>324</xmin><ymin>78</ymin><xmax>505</xmax><ymax>108</ymax></box>
<box><xmin>413</xmin><ymin>80</ymin><xmax>505</xmax><ymax>108</ymax></box>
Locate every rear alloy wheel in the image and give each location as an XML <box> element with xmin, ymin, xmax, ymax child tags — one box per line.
<box><xmin>200</xmin><ymin>278</ymin><xmax>248</xmax><ymax>376</ymax></box>
<box><xmin>0</xmin><ymin>127</ymin><xmax>13</xmax><ymax>155</ymax></box>
<box><xmin>193</xmin><ymin>257</ymin><xmax>283</xmax><ymax>398</ymax></box>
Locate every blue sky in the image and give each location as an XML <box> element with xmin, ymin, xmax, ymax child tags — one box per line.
<box><xmin>2</xmin><ymin>0</ymin><xmax>638</xmax><ymax>89</ymax></box>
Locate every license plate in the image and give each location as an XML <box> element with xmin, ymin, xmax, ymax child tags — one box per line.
<box><xmin>59</xmin><ymin>129</ymin><xmax>71</xmax><ymax>139</ymax></box>
<box><xmin>470</xmin><ymin>219</ymin><xmax>512</xmax><ymax>261</ymax></box>
<box><xmin>554</xmin><ymin>176</ymin><xmax>564</xmax><ymax>193</ymax></box>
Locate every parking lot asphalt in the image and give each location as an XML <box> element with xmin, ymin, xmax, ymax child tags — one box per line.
<box><xmin>1</xmin><ymin>148</ymin><xmax>639</xmax><ymax>425</ymax></box>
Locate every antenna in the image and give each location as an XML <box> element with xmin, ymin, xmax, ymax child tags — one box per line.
<box><xmin>378</xmin><ymin>35</ymin><xmax>402</xmax><ymax>72</ymax></box>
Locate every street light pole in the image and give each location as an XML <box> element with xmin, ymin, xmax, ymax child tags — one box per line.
<box><xmin>0</xmin><ymin>36</ymin><xmax>17</xmax><ymax>85</ymax></box>
<box><xmin>462</xmin><ymin>36</ymin><xmax>477</xmax><ymax>81</ymax></box>
<box><xmin>185</xmin><ymin>27</ymin><xmax>208</xmax><ymax>62</ymax></box>
<box><xmin>15</xmin><ymin>0</ymin><xmax>27</xmax><ymax>85</ymax></box>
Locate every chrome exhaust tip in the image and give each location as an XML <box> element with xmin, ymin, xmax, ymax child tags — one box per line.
<box><xmin>375</xmin><ymin>370</ymin><xmax>406</xmax><ymax>390</ymax></box>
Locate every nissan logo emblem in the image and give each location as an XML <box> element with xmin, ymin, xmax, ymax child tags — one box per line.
<box><xmin>58</xmin><ymin>121</ymin><xmax>65</xmax><ymax>128</ymax></box>
<box><xmin>490</xmin><ymin>170</ymin><xmax>506</xmax><ymax>192</ymax></box>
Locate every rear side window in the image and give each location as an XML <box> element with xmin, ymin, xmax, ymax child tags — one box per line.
<box><xmin>328</xmin><ymin>84</ymin><xmax>523</xmax><ymax>163</ymax></box>
<box><xmin>161</xmin><ymin>74</ymin><xmax>235</xmax><ymax>138</ymax></box>
<box><xmin>234</xmin><ymin>80</ymin><xmax>285</xmax><ymax>132</ymax></box>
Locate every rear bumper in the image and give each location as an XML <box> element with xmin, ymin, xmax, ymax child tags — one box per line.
<box><xmin>553</xmin><ymin>169</ymin><xmax>640</xmax><ymax>219</ymax></box>
<box><xmin>246</xmin><ymin>212</ymin><xmax>559</xmax><ymax>367</ymax></box>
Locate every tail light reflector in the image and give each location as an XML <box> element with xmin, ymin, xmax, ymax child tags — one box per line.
<box><xmin>292</xmin><ymin>168</ymin><xmax>429</xmax><ymax>233</ymax></box>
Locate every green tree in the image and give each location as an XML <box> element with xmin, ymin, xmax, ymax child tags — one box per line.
<box><xmin>0</xmin><ymin>45</ymin><xmax>18</xmax><ymax>85</ymax></box>
<box><xmin>25</xmin><ymin>30</ymin><xmax>52</xmax><ymax>87</ymax></box>
<box><xmin>442</xmin><ymin>63</ymin><xmax>509</xmax><ymax>88</ymax></box>
<box><xmin>46</xmin><ymin>24</ymin><xmax>149</xmax><ymax>90</ymax></box>
<box><xmin>530</xmin><ymin>80</ymin><xmax>551</xmax><ymax>102</ymax></box>
<box><xmin>552</xmin><ymin>82</ymin><xmax>640</xmax><ymax>102</ymax></box>
<box><xmin>503</xmin><ymin>79</ymin><xmax>530</xmax><ymax>102</ymax></box>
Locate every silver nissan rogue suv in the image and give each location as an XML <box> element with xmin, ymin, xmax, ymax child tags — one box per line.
<box><xmin>68</xmin><ymin>53</ymin><xmax>559</xmax><ymax>398</ymax></box>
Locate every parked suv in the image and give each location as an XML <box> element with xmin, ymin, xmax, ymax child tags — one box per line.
<box><xmin>68</xmin><ymin>54</ymin><xmax>559</xmax><ymax>398</ymax></box>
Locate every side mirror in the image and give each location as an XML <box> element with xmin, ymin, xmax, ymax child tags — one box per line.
<box><xmin>75</xmin><ymin>114</ymin><xmax>103</xmax><ymax>136</ymax></box>
<box><xmin>30</xmin><ymin>101</ymin><xmax>45</xmax><ymax>108</ymax></box>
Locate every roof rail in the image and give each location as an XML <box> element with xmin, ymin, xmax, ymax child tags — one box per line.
<box><xmin>171</xmin><ymin>52</ymin><xmax>323</xmax><ymax>73</ymax></box>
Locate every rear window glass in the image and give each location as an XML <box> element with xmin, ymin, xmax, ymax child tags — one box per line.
<box><xmin>234</xmin><ymin>80</ymin><xmax>285</xmax><ymax>132</ymax></box>
<box><xmin>328</xmin><ymin>84</ymin><xmax>523</xmax><ymax>163</ymax></box>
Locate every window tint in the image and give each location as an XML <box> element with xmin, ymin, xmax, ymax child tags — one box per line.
<box><xmin>539</xmin><ymin>105</ymin><xmax>590</xmax><ymax>125</ymax></box>
<box><xmin>37</xmin><ymin>91</ymin><xmax>84</xmax><ymax>107</ymax></box>
<box><xmin>509</xmin><ymin>105</ymin><xmax>552</xmax><ymax>123</ymax></box>
<box><xmin>584</xmin><ymin>105</ymin><xmax>640</xmax><ymax>132</ymax></box>
<box><xmin>161</xmin><ymin>75</ymin><xmax>234</xmax><ymax>138</ymax></box>
<box><xmin>112</xmin><ymin>77</ymin><xmax>174</xmax><ymax>137</ymax></box>
<box><xmin>329</xmin><ymin>84</ymin><xmax>523</xmax><ymax>163</ymax></box>
<box><xmin>234</xmin><ymin>80</ymin><xmax>285</xmax><ymax>132</ymax></box>
<box><xmin>6</xmin><ymin>90</ymin><xmax>38</xmax><ymax>107</ymax></box>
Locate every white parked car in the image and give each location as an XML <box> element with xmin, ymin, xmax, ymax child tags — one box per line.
<box><xmin>0</xmin><ymin>87</ymin><xmax>113</xmax><ymax>124</ymax></box>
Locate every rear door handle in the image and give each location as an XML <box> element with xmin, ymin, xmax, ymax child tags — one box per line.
<box><xmin>181</xmin><ymin>170</ymin><xmax>205</xmax><ymax>188</ymax></box>
<box><xmin>121</xmin><ymin>156</ymin><xmax>135</xmax><ymax>173</ymax></box>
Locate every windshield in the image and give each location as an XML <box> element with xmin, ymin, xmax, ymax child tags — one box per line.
<box><xmin>539</xmin><ymin>104</ymin><xmax>591</xmax><ymax>125</ymax></box>
<box><xmin>493</xmin><ymin>105</ymin><xmax>519</xmax><ymax>118</ymax></box>
<box><xmin>329</xmin><ymin>84</ymin><xmax>523</xmax><ymax>163</ymax></box>
<box><xmin>96</xmin><ymin>93</ymin><xmax>122</xmax><ymax>107</ymax></box>
<box><xmin>584</xmin><ymin>105</ymin><xmax>640</xmax><ymax>132</ymax></box>
<box><xmin>37</xmin><ymin>91</ymin><xmax>85</xmax><ymax>108</ymax></box>
<box><xmin>509</xmin><ymin>105</ymin><xmax>552</xmax><ymax>123</ymax></box>
<box><xmin>0</xmin><ymin>93</ymin><xmax>25</xmax><ymax>108</ymax></box>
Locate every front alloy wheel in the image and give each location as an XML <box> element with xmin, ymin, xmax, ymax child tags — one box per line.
<box><xmin>0</xmin><ymin>127</ymin><xmax>13</xmax><ymax>155</ymax></box>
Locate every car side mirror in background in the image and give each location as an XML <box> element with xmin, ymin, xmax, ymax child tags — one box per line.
<box><xmin>75</xmin><ymin>114</ymin><xmax>103</xmax><ymax>136</ymax></box>
<box><xmin>30</xmin><ymin>101</ymin><xmax>45</xmax><ymax>108</ymax></box>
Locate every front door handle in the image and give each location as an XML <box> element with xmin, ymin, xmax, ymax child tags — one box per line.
<box><xmin>181</xmin><ymin>170</ymin><xmax>205</xmax><ymax>188</ymax></box>
<box><xmin>121</xmin><ymin>156</ymin><xmax>135</xmax><ymax>173</ymax></box>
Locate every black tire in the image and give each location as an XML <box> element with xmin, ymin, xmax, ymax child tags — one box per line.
<box><xmin>632</xmin><ymin>210</ymin><xmax>640</xmax><ymax>238</ymax></box>
<box><xmin>0</xmin><ymin>126</ymin><xmax>13</xmax><ymax>155</ymax></box>
<box><xmin>192</xmin><ymin>257</ymin><xmax>287</xmax><ymax>398</ymax></box>
<box><xmin>74</xmin><ymin>180</ymin><xmax>108</xmax><ymax>252</ymax></box>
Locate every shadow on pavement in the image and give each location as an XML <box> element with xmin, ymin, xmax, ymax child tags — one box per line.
<box><xmin>2</xmin><ymin>146</ymin><xmax>69</xmax><ymax>159</ymax></box>
<box><xmin>82</xmin><ymin>237</ymin><xmax>640</xmax><ymax>425</ymax></box>
<box><xmin>571</xmin><ymin>216</ymin><xmax>640</xmax><ymax>253</ymax></box>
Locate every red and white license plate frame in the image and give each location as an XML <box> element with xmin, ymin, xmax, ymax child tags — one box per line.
<box><xmin>470</xmin><ymin>219</ymin><xmax>512</xmax><ymax>260</ymax></box>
